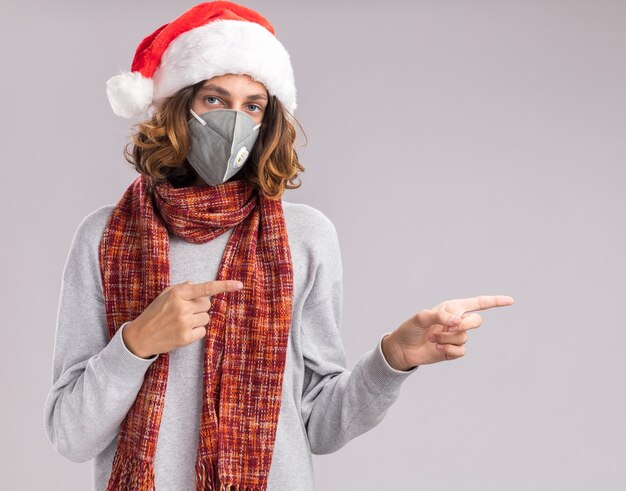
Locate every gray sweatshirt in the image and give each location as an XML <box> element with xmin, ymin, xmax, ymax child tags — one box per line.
<box><xmin>43</xmin><ymin>199</ymin><xmax>418</xmax><ymax>491</ymax></box>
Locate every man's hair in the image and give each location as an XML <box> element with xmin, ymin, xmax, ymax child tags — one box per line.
<box><xmin>122</xmin><ymin>79</ymin><xmax>307</xmax><ymax>199</ymax></box>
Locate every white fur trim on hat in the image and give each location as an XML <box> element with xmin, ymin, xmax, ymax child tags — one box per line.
<box><xmin>151</xmin><ymin>19</ymin><xmax>296</xmax><ymax>115</ymax></box>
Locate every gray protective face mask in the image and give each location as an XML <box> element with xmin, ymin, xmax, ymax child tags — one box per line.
<box><xmin>187</xmin><ymin>108</ymin><xmax>262</xmax><ymax>186</ymax></box>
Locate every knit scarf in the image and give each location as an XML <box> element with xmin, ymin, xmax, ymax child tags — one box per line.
<box><xmin>99</xmin><ymin>173</ymin><xmax>294</xmax><ymax>490</ymax></box>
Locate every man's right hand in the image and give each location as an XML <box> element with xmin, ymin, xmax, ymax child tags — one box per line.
<box><xmin>122</xmin><ymin>279</ymin><xmax>244</xmax><ymax>359</ymax></box>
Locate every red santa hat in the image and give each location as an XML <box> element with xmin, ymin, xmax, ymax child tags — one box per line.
<box><xmin>106</xmin><ymin>1</ymin><xmax>297</xmax><ymax>118</ymax></box>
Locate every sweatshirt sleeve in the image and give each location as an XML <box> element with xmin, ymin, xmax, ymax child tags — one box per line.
<box><xmin>299</xmin><ymin>213</ymin><xmax>419</xmax><ymax>455</ymax></box>
<box><xmin>43</xmin><ymin>209</ymin><xmax>159</xmax><ymax>463</ymax></box>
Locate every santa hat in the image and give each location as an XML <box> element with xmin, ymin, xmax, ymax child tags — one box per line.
<box><xmin>106</xmin><ymin>1</ymin><xmax>297</xmax><ymax>119</ymax></box>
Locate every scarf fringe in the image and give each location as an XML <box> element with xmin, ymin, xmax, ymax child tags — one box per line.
<box><xmin>196</xmin><ymin>457</ymin><xmax>262</xmax><ymax>491</ymax></box>
<box><xmin>106</xmin><ymin>447</ymin><xmax>155</xmax><ymax>491</ymax></box>
<box><xmin>196</xmin><ymin>456</ymin><xmax>218</xmax><ymax>491</ymax></box>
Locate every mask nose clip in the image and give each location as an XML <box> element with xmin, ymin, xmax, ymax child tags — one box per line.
<box><xmin>189</xmin><ymin>108</ymin><xmax>207</xmax><ymax>126</ymax></box>
<box><xmin>191</xmin><ymin>108</ymin><xmax>262</xmax><ymax>131</ymax></box>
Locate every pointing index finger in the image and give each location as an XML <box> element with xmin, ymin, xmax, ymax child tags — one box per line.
<box><xmin>183</xmin><ymin>280</ymin><xmax>244</xmax><ymax>300</ymax></box>
<box><xmin>459</xmin><ymin>295</ymin><xmax>515</xmax><ymax>313</ymax></box>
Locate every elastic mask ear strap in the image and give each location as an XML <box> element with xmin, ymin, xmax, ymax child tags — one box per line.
<box><xmin>253</xmin><ymin>123</ymin><xmax>262</xmax><ymax>131</ymax></box>
<box><xmin>189</xmin><ymin>108</ymin><xmax>206</xmax><ymax>126</ymax></box>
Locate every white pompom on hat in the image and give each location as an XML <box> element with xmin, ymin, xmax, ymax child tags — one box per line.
<box><xmin>106</xmin><ymin>1</ymin><xmax>297</xmax><ymax>119</ymax></box>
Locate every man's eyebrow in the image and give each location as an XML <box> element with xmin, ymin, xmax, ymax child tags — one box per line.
<box><xmin>199</xmin><ymin>84</ymin><xmax>268</xmax><ymax>101</ymax></box>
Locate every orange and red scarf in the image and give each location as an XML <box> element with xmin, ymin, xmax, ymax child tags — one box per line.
<box><xmin>99</xmin><ymin>173</ymin><xmax>293</xmax><ymax>490</ymax></box>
